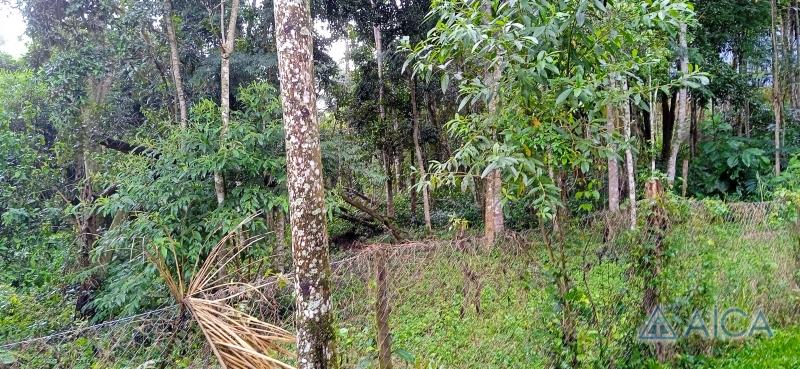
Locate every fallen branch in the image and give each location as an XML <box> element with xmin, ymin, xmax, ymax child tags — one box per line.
<box><xmin>96</xmin><ymin>136</ymin><xmax>160</xmax><ymax>158</ymax></box>
<box><xmin>341</xmin><ymin>189</ymin><xmax>406</xmax><ymax>242</ymax></box>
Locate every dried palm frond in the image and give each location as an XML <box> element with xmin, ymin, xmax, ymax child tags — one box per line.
<box><xmin>148</xmin><ymin>214</ymin><xmax>296</xmax><ymax>369</ymax></box>
<box><xmin>185</xmin><ymin>297</ymin><xmax>295</xmax><ymax>369</ymax></box>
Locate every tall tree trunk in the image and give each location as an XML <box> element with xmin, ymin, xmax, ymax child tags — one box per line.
<box><xmin>215</xmin><ymin>0</ymin><xmax>240</xmax><ymax>206</ymax></box>
<box><xmin>427</xmin><ymin>92</ymin><xmax>451</xmax><ymax>160</ymax></box>
<box><xmin>410</xmin><ymin>77</ymin><xmax>432</xmax><ymax>232</ymax></box>
<box><xmin>771</xmin><ymin>0</ymin><xmax>784</xmax><ymax>175</ymax></box>
<box><xmin>383</xmin><ymin>151</ymin><xmax>395</xmax><ymax>218</ymax></box>
<box><xmin>782</xmin><ymin>7</ymin><xmax>793</xmax><ymax>113</ymax></box>
<box><xmin>483</xmin><ymin>65</ymin><xmax>504</xmax><ymax>247</ymax></box>
<box><xmin>649</xmin><ymin>82</ymin><xmax>657</xmax><ymax>172</ymax></box>
<box><xmin>163</xmin><ymin>0</ymin><xmax>188</xmax><ymax>128</ymax></box>
<box><xmin>660</xmin><ymin>91</ymin><xmax>677</xmax><ymax>165</ymax></box>
<box><xmin>793</xmin><ymin>1</ymin><xmax>800</xmax><ymax>112</ymax></box>
<box><xmin>425</xmin><ymin>91</ymin><xmax>451</xmax><ymax>161</ymax></box>
<box><xmin>681</xmin><ymin>159</ymin><xmax>689</xmax><ymax>196</ymax></box>
<box><xmin>75</xmin><ymin>75</ymin><xmax>113</xmax><ymax>317</ymax></box>
<box><xmin>274</xmin><ymin>0</ymin><xmax>336</xmax><ymax>366</ymax></box>
<box><xmin>743</xmin><ymin>71</ymin><xmax>752</xmax><ymax>139</ymax></box>
<box><xmin>481</xmin><ymin>0</ymin><xmax>504</xmax><ymax>247</ymax></box>
<box><xmin>622</xmin><ymin>79</ymin><xmax>636</xmax><ymax>229</ymax></box>
<box><xmin>393</xmin><ymin>116</ymin><xmax>401</xmax><ymax>194</ymax></box>
<box><xmin>607</xmin><ymin>78</ymin><xmax>620</xmax><ymax>212</ymax></box>
<box><xmin>667</xmin><ymin>23</ymin><xmax>690</xmax><ymax>185</ymax></box>
<box><xmin>141</xmin><ymin>27</ymin><xmax>175</xmax><ymax>118</ymax></box>
<box><xmin>409</xmin><ymin>174</ymin><xmax>418</xmax><ymax>223</ymax></box>
<box><xmin>372</xmin><ymin>17</ymin><xmax>394</xmax><ymax>219</ymax></box>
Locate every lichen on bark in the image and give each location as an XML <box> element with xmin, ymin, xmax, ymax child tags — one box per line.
<box><xmin>273</xmin><ymin>0</ymin><xmax>337</xmax><ymax>367</ymax></box>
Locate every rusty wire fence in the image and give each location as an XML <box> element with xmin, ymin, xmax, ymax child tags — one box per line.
<box><xmin>1</xmin><ymin>200</ymin><xmax>799</xmax><ymax>368</ymax></box>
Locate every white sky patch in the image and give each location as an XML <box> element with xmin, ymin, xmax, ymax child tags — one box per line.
<box><xmin>0</xmin><ymin>3</ymin><xmax>347</xmax><ymax>67</ymax></box>
<box><xmin>0</xmin><ymin>3</ymin><xmax>28</xmax><ymax>58</ymax></box>
<box><xmin>315</xmin><ymin>20</ymin><xmax>346</xmax><ymax>69</ymax></box>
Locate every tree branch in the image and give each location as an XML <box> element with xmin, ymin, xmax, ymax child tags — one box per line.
<box><xmin>96</xmin><ymin>136</ymin><xmax>160</xmax><ymax>158</ymax></box>
<box><xmin>341</xmin><ymin>189</ymin><xmax>405</xmax><ymax>242</ymax></box>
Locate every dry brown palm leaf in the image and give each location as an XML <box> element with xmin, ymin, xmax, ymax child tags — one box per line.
<box><xmin>185</xmin><ymin>298</ymin><xmax>295</xmax><ymax>369</ymax></box>
<box><xmin>149</xmin><ymin>214</ymin><xmax>296</xmax><ymax>369</ymax></box>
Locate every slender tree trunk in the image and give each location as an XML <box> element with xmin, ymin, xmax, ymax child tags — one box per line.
<box><xmin>383</xmin><ymin>151</ymin><xmax>395</xmax><ymax>218</ymax></box>
<box><xmin>660</xmin><ymin>91</ymin><xmax>676</xmax><ymax>165</ymax></box>
<box><xmin>667</xmin><ymin>23</ymin><xmax>690</xmax><ymax>185</ymax></box>
<box><xmin>771</xmin><ymin>0</ymin><xmax>784</xmax><ymax>175</ymax></box>
<box><xmin>215</xmin><ymin>0</ymin><xmax>240</xmax><ymax>206</ymax></box>
<box><xmin>274</xmin><ymin>0</ymin><xmax>336</xmax><ymax>366</ymax></box>
<box><xmin>393</xmin><ymin>116</ymin><xmax>401</xmax><ymax>194</ymax></box>
<box><xmin>649</xmin><ymin>81</ymin><xmax>657</xmax><ymax>172</ymax></box>
<box><xmin>410</xmin><ymin>77</ymin><xmax>432</xmax><ymax>232</ymax></box>
<box><xmin>427</xmin><ymin>92</ymin><xmax>451</xmax><ymax>160</ymax></box>
<box><xmin>409</xmin><ymin>174</ymin><xmax>418</xmax><ymax>223</ymax></box>
<box><xmin>483</xmin><ymin>62</ymin><xmax>504</xmax><ymax>247</ymax></box>
<box><xmin>782</xmin><ymin>8</ymin><xmax>793</xmax><ymax>112</ymax></box>
<box><xmin>272</xmin><ymin>209</ymin><xmax>287</xmax><ymax>273</ymax></box>
<box><xmin>744</xmin><ymin>73</ymin><xmax>752</xmax><ymax>138</ymax></box>
<box><xmin>372</xmin><ymin>18</ymin><xmax>394</xmax><ymax>219</ymax></box>
<box><xmin>141</xmin><ymin>27</ymin><xmax>174</xmax><ymax>117</ymax></box>
<box><xmin>643</xmin><ymin>178</ymin><xmax>668</xmax><ymax>362</ymax></box>
<box><xmin>375</xmin><ymin>249</ymin><xmax>392</xmax><ymax>369</ymax></box>
<box><xmin>607</xmin><ymin>78</ymin><xmax>620</xmax><ymax>212</ymax></box>
<box><xmin>163</xmin><ymin>0</ymin><xmax>188</xmax><ymax>128</ymax></box>
<box><xmin>681</xmin><ymin>159</ymin><xmax>689</xmax><ymax>196</ymax></box>
<box><xmin>793</xmin><ymin>2</ymin><xmax>800</xmax><ymax>112</ymax></box>
<box><xmin>622</xmin><ymin>79</ymin><xmax>636</xmax><ymax>229</ymax></box>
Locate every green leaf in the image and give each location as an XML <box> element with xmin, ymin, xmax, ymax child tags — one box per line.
<box><xmin>394</xmin><ymin>348</ymin><xmax>415</xmax><ymax>363</ymax></box>
<box><xmin>593</xmin><ymin>0</ymin><xmax>607</xmax><ymax>11</ymax></box>
<box><xmin>0</xmin><ymin>350</ymin><xmax>16</xmax><ymax>365</ymax></box>
<box><xmin>354</xmin><ymin>356</ymin><xmax>374</xmax><ymax>369</ymax></box>
<box><xmin>580</xmin><ymin>160</ymin><xmax>590</xmax><ymax>174</ymax></box>
<box><xmin>556</xmin><ymin>88</ymin><xmax>572</xmax><ymax>105</ymax></box>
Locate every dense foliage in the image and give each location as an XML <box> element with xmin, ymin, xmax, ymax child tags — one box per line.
<box><xmin>1</xmin><ymin>0</ymin><xmax>799</xmax><ymax>367</ymax></box>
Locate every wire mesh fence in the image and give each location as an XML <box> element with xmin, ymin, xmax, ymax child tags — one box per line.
<box><xmin>1</xmin><ymin>199</ymin><xmax>798</xmax><ymax>368</ymax></box>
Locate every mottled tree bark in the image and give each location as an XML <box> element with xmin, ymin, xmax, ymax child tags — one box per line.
<box><xmin>163</xmin><ymin>0</ymin><xmax>188</xmax><ymax>128</ymax></box>
<box><xmin>667</xmin><ymin>23</ymin><xmax>690</xmax><ymax>185</ymax></box>
<box><xmin>274</xmin><ymin>0</ymin><xmax>337</xmax><ymax>366</ymax></box>
<box><xmin>410</xmin><ymin>77</ymin><xmax>432</xmax><ymax>232</ymax></box>
<box><xmin>771</xmin><ymin>0</ymin><xmax>784</xmax><ymax>175</ymax></box>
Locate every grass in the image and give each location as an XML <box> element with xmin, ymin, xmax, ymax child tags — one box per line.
<box><xmin>330</xmin><ymin>210</ymin><xmax>800</xmax><ymax>369</ymax></box>
<box><xmin>3</xmin><ymin>203</ymin><xmax>800</xmax><ymax>368</ymax></box>
<box><xmin>668</xmin><ymin>328</ymin><xmax>800</xmax><ymax>369</ymax></box>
